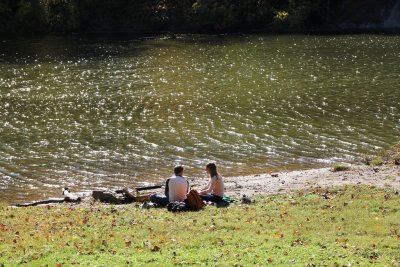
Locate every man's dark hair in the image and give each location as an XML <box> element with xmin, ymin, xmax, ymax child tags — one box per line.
<box><xmin>174</xmin><ymin>165</ymin><xmax>184</xmax><ymax>175</ymax></box>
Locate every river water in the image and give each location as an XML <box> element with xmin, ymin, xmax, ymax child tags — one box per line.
<box><xmin>1</xmin><ymin>34</ymin><xmax>399</xmax><ymax>202</ymax></box>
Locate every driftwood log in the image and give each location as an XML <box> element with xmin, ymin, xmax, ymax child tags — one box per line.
<box><xmin>14</xmin><ymin>185</ymin><xmax>164</xmax><ymax>207</ymax></box>
<box><xmin>14</xmin><ymin>188</ymin><xmax>81</xmax><ymax>207</ymax></box>
<box><xmin>92</xmin><ymin>185</ymin><xmax>163</xmax><ymax>204</ymax></box>
<box><xmin>15</xmin><ymin>197</ymin><xmax>81</xmax><ymax>207</ymax></box>
<box><xmin>92</xmin><ymin>190</ymin><xmax>129</xmax><ymax>204</ymax></box>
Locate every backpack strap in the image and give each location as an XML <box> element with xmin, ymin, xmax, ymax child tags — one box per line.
<box><xmin>164</xmin><ymin>178</ymin><xmax>170</xmax><ymax>198</ymax></box>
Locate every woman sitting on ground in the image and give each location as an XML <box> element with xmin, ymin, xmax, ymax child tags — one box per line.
<box><xmin>199</xmin><ymin>163</ymin><xmax>224</xmax><ymax>203</ymax></box>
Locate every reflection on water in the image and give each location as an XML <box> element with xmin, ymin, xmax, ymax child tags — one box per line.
<box><xmin>1</xmin><ymin>35</ymin><xmax>400</xmax><ymax>202</ymax></box>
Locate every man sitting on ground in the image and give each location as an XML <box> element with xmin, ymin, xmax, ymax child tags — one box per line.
<box><xmin>123</xmin><ymin>165</ymin><xmax>189</xmax><ymax>207</ymax></box>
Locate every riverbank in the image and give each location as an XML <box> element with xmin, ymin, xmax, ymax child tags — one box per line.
<box><xmin>7</xmin><ymin>164</ymin><xmax>399</xmax><ymax>207</ymax></box>
<box><xmin>93</xmin><ymin>163</ymin><xmax>400</xmax><ymax>204</ymax></box>
<box><xmin>1</xmin><ymin>164</ymin><xmax>399</xmax><ymax>266</ymax></box>
<box><xmin>221</xmin><ymin>164</ymin><xmax>400</xmax><ymax>198</ymax></box>
<box><xmin>1</xmin><ymin>185</ymin><xmax>399</xmax><ymax>266</ymax></box>
<box><xmin>19</xmin><ymin>163</ymin><xmax>400</xmax><ymax>208</ymax></box>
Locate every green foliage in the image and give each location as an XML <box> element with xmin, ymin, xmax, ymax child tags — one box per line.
<box><xmin>48</xmin><ymin>0</ymin><xmax>79</xmax><ymax>32</ymax></box>
<box><xmin>0</xmin><ymin>186</ymin><xmax>399</xmax><ymax>266</ymax></box>
<box><xmin>275</xmin><ymin>10</ymin><xmax>289</xmax><ymax>21</ymax></box>
<box><xmin>0</xmin><ymin>0</ymin><xmax>398</xmax><ymax>34</ymax></box>
<box><xmin>190</xmin><ymin>0</ymin><xmax>281</xmax><ymax>32</ymax></box>
<box><xmin>0</xmin><ymin>0</ymin><xmax>79</xmax><ymax>34</ymax></box>
<box><xmin>191</xmin><ymin>0</ymin><xmax>236</xmax><ymax>31</ymax></box>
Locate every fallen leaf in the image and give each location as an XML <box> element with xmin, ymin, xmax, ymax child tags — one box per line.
<box><xmin>322</xmin><ymin>193</ymin><xmax>332</xmax><ymax>200</ymax></box>
<box><xmin>81</xmin><ymin>217</ymin><xmax>89</xmax><ymax>225</ymax></box>
<box><xmin>151</xmin><ymin>245</ymin><xmax>161</xmax><ymax>252</ymax></box>
<box><xmin>291</xmin><ymin>239</ymin><xmax>305</xmax><ymax>246</ymax></box>
<box><xmin>275</xmin><ymin>233</ymin><xmax>284</xmax><ymax>239</ymax></box>
<box><xmin>0</xmin><ymin>224</ymin><xmax>7</xmax><ymax>232</ymax></box>
<box><xmin>335</xmin><ymin>238</ymin><xmax>348</xmax><ymax>248</ymax></box>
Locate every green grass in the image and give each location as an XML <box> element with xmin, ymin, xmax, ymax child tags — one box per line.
<box><xmin>331</xmin><ymin>164</ymin><xmax>350</xmax><ymax>172</ymax></box>
<box><xmin>1</xmin><ymin>186</ymin><xmax>399</xmax><ymax>266</ymax></box>
<box><xmin>370</xmin><ymin>142</ymin><xmax>400</xmax><ymax>166</ymax></box>
<box><xmin>371</xmin><ymin>157</ymin><xmax>384</xmax><ymax>166</ymax></box>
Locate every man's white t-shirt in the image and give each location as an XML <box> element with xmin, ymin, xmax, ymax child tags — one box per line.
<box><xmin>168</xmin><ymin>175</ymin><xmax>188</xmax><ymax>202</ymax></box>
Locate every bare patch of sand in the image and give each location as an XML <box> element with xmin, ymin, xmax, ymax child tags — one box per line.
<box><xmin>68</xmin><ymin>164</ymin><xmax>400</xmax><ymax>205</ymax></box>
<box><xmin>217</xmin><ymin>164</ymin><xmax>400</xmax><ymax>198</ymax></box>
<box><xmin>11</xmin><ymin>164</ymin><xmax>399</xmax><ymax>207</ymax></box>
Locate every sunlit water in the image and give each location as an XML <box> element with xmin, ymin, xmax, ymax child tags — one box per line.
<box><xmin>1</xmin><ymin>35</ymin><xmax>400</xmax><ymax>203</ymax></box>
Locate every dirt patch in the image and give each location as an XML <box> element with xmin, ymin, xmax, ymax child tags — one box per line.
<box><xmin>221</xmin><ymin>164</ymin><xmax>400</xmax><ymax>198</ymax></box>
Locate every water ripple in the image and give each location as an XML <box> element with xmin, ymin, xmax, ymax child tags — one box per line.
<box><xmin>1</xmin><ymin>35</ymin><xmax>400</xmax><ymax>202</ymax></box>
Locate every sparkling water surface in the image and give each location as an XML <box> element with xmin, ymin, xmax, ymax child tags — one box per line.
<box><xmin>1</xmin><ymin>35</ymin><xmax>399</xmax><ymax>202</ymax></box>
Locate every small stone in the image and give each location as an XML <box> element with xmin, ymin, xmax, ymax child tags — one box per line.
<box><xmin>241</xmin><ymin>195</ymin><xmax>253</xmax><ymax>204</ymax></box>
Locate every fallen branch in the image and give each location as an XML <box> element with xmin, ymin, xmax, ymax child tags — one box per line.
<box><xmin>14</xmin><ymin>188</ymin><xmax>81</xmax><ymax>207</ymax></box>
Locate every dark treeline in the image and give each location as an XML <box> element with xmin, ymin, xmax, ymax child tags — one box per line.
<box><xmin>0</xmin><ymin>0</ymin><xmax>399</xmax><ymax>35</ymax></box>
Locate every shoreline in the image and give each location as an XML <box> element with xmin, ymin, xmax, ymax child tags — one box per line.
<box><xmin>221</xmin><ymin>164</ymin><xmax>400</xmax><ymax>198</ymax></box>
<box><xmin>7</xmin><ymin>164</ymin><xmax>399</xmax><ymax>207</ymax></box>
<box><xmin>2</xmin><ymin>30</ymin><xmax>400</xmax><ymax>41</ymax></box>
<box><xmin>2</xmin><ymin>184</ymin><xmax>399</xmax><ymax>266</ymax></box>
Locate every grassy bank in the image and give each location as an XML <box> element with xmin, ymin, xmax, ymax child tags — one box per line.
<box><xmin>1</xmin><ymin>186</ymin><xmax>399</xmax><ymax>266</ymax></box>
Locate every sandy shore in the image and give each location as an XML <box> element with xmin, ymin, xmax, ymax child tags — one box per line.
<box><xmin>11</xmin><ymin>164</ymin><xmax>399</xmax><ymax>207</ymax></box>
<box><xmin>218</xmin><ymin>164</ymin><xmax>400</xmax><ymax>198</ymax></box>
<box><xmin>93</xmin><ymin>164</ymin><xmax>400</xmax><ymax>201</ymax></box>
